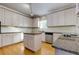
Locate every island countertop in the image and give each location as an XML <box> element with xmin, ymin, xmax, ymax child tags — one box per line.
<box><xmin>52</xmin><ymin>36</ymin><xmax>79</xmax><ymax>55</ymax></box>
<box><xmin>0</xmin><ymin>32</ymin><xmax>22</xmax><ymax>34</ymax></box>
<box><xmin>24</xmin><ymin>32</ymin><xmax>42</xmax><ymax>35</ymax></box>
<box><xmin>52</xmin><ymin>45</ymin><xmax>79</xmax><ymax>55</ymax></box>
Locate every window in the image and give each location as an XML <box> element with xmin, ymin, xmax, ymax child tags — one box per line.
<box><xmin>38</xmin><ymin>17</ymin><xmax>47</xmax><ymax>29</ymax></box>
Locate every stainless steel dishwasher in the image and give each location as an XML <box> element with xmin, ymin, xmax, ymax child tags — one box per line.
<box><xmin>45</xmin><ymin>32</ymin><xmax>53</xmax><ymax>43</ymax></box>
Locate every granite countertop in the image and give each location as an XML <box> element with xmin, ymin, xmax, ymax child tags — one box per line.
<box><xmin>44</xmin><ymin>31</ymin><xmax>79</xmax><ymax>35</ymax></box>
<box><xmin>0</xmin><ymin>32</ymin><xmax>43</xmax><ymax>34</ymax></box>
<box><xmin>52</xmin><ymin>36</ymin><xmax>79</xmax><ymax>55</ymax></box>
<box><xmin>52</xmin><ymin>45</ymin><xmax>79</xmax><ymax>55</ymax></box>
<box><xmin>0</xmin><ymin>32</ymin><xmax>22</xmax><ymax>34</ymax></box>
<box><xmin>44</xmin><ymin>31</ymin><xmax>68</xmax><ymax>34</ymax></box>
<box><xmin>24</xmin><ymin>32</ymin><xmax>42</xmax><ymax>35</ymax></box>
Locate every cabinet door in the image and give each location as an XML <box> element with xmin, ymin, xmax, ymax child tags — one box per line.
<box><xmin>12</xmin><ymin>12</ymin><xmax>19</xmax><ymax>26</ymax></box>
<box><xmin>0</xmin><ymin>8</ymin><xmax>4</xmax><ymax>25</ymax></box>
<box><xmin>52</xmin><ymin>13</ymin><xmax>58</xmax><ymax>26</ymax></box>
<box><xmin>2</xmin><ymin>34</ymin><xmax>13</xmax><ymax>46</ymax></box>
<box><xmin>57</xmin><ymin>11</ymin><xmax>64</xmax><ymax>25</ymax></box>
<box><xmin>2</xmin><ymin>34</ymin><xmax>6</xmax><ymax>46</ymax></box>
<box><xmin>4</xmin><ymin>9</ymin><xmax>13</xmax><ymax>25</ymax></box>
<box><xmin>23</xmin><ymin>16</ymin><xmax>28</xmax><ymax>27</ymax></box>
<box><xmin>64</xmin><ymin>8</ymin><xmax>76</xmax><ymax>25</ymax></box>
<box><xmin>47</xmin><ymin>14</ymin><xmax>53</xmax><ymax>26</ymax></box>
<box><xmin>13</xmin><ymin>33</ymin><xmax>22</xmax><ymax>43</ymax></box>
<box><xmin>23</xmin><ymin>16</ymin><xmax>32</xmax><ymax>27</ymax></box>
<box><xmin>17</xmin><ymin>14</ymin><xmax>24</xmax><ymax>27</ymax></box>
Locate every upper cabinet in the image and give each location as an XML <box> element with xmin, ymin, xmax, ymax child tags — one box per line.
<box><xmin>64</xmin><ymin>8</ymin><xmax>76</xmax><ymax>25</ymax></box>
<box><xmin>0</xmin><ymin>8</ymin><xmax>4</xmax><ymax>25</ymax></box>
<box><xmin>57</xmin><ymin>11</ymin><xmax>64</xmax><ymax>26</ymax></box>
<box><xmin>0</xmin><ymin>6</ymin><xmax>32</xmax><ymax>27</ymax></box>
<box><xmin>47</xmin><ymin>8</ymin><xmax>76</xmax><ymax>27</ymax></box>
<box><xmin>47</xmin><ymin>12</ymin><xmax>59</xmax><ymax>26</ymax></box>
<box><xmin>76</xmin><ymin>3</ymin><xmax>79</xmax><ymax>15</ymax></box>
<box><xmin>23</xmin><ymin>16</ymin><xmax>32</xmax><ymax>27</ymax></box>
<box><xmin>4</xmin><ymin>9</ymin><xmax>13</xmax><ymax>26</ymax></box>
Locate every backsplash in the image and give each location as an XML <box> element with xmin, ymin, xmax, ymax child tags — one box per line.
<box><xmin>1</xmin><ymin>27</ymin><xmax>32</xmax><ymax>33</ymax></box>
<box><xmin>42</xmin><ymin>26</ymin><xmax>77</xmax><ymax>33</ymax></box>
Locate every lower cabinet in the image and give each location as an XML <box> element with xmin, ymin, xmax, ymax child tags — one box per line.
<box><xmin>0</xmin><ymin>33</ymin><xmax>23</xmax><ymax>47</ymax></box>
<box><xmin>13</xmin><ymin>33</ymin><xmax>22</xmax><ymax>43</ymax></box>
<box><xmin>2</xmin><ymin>34</ymin><xmax>13</xmax><ymax>46</ymax></box>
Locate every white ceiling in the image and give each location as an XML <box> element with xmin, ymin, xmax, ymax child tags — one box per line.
<box><xmin>31</xmin><ymin>3</ymin><xmax>75</xmax><ymax>16</ymax></box>
<box><xmin>0</xmin><ymin>3</ymin><xmax>31</xmax><ymax>16</ymax></box>
<box><xmin>0</xmin><ymin>3</ymin><xmax>75</xmax><ymax>17</ymax></box>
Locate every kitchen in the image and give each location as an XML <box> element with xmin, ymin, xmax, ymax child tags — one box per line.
<box><xmin>0</xmin><ymin>3</ymin><xmax>78</xmax><ymax>55</ymax></box>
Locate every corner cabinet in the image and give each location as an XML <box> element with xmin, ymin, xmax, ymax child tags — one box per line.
<box><xmin>47</xmin><ymin>8</ymin><xmax>76</xmax><ymax>27</ymax></box>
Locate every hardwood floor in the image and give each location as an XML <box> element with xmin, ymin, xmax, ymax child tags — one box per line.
<box><xmin>0</xmin><ymin>42</ymin><xmax>55</xmax><ymax>55</ymax></box>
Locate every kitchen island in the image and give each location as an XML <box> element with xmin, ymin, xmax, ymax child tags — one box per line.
<box><xmin>52</xmin><ymin>34</ymin><xmax>79</xmax><ymax>55</ymax></box>
<box><xmin>23</xmin><ymin>32</ymin><xmax>42</xmax><ymax>52</ymax></box>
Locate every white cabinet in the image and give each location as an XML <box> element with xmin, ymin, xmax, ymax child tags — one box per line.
<box><xmin>24</xmin><ymin>34</ymin><xmax>42</xmax><ymax>51</ymax></box>
<box><xmin>0</xmin><ymin>33</ymin><xmax>22</xmax><ymax>47</ymax></box>
<box><xmin>52</xmin><ymin>12</ymin><xmax>59</xmax><ymax>26</ymax></box>
<box><xmin>13</xmin><ymin>33</ymin><xmax>22</xmax><ymax>43</ymax></box>
<box><xmin>12</xmin><ymin>12</ymin><xmax>19</xmax><ymax>26</ymax></box>
<box><xmin>64</xmin><ymin>8</ymin><xmax>76</xmax><ymax>25</ymax></box>
<box><xmin>57</xmin><ymin>11</ymin><xmax>64</xmax><ymax>25</ymax></box>
<box><xmin>12</xmin><ymin>12</ymin><xmax>24</xmax><ymax>27</ymax></box>
<box><xmin>23</xmin><ymin>16</ymin><xmax>27</xmax><ymax>27</ymax></box>
<box><xmin>19</xmin><ymin>15</ymin><xmax>24</xmax><ymax>27</ymax></box>
<box><xmin>47</xmin><ymin>8</ymin><xmax>76</xmax><ymax>26</ymax></box>
<box><xmin>24</xmin><ymin>35</ymin><xmax>34</xmax><ymax>50</ymax></box>
<box><xmin>0</xmin><ymin>7</ymin><xmax>32</xmax><ymax>27</ymax></box>
<box><xmin>2</xmin><ymin>34</ymin><xmax>7</xmax><ymax>46</ymax></box>
<box><xmin>2</xmin><ymin>34</ymin><xmax>13</xmax><ymax>46</ymax></box>
<box><xmin>4</xmin><ymin>9</ymin><xmax>13</xmax><ymax>25</ymax></box>
<box><xmin>0</xmin><ymin>8</ymin><xmax>4</xmax><ymax>25</ymax></box>
<box><xmin>47</xmin><ymin>14</ymin><xmax>53</xmax><ymax>26</ymax></box>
